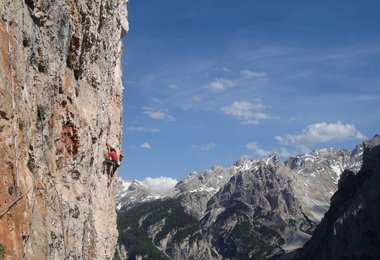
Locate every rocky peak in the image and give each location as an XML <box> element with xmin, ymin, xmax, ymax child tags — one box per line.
<box><xmin>361</xmin><ymin>134</ymin><xmax>380</xmax><ymax>172</ymax></box>
<box><xmin>286</xmin><ymin>135</ymin><xmax>380</xmax><ymax>259</ymax></box>
<box><xmin>209</xmin><ymin>160</ymin><xmax>297</xmax><ymax>212</ymax></box>
<box><xmin>166</xmin><ymin>166</ymin><xmax>235</xmax><ymax>219</ymax></box>
<box><xmin>286</xmin><ymin>147</ymin><xmax>359</xmax><ymax>175</ymax></box>
<box><xmin>234</xmin><ymin>154</ymin><xmax>283</xmax><ymax>173</ymax></box>
<box><xmin>233</xmin><ymin>157</ymin><xmax>252</xmax><ymax>168</ymax></box>
<box><xmin>202</xmin><ymin>157</ymin><xmax>311</xmax><ymax>259</ymax></box>
<box><xmin>284</xmin><ymin>145</ymin><xmax>363</xmax><ymax>210</ymax></box>
<box><xmin>347</xmin><ymin>145</ymin><xmax>364</xmax><ymax>170</ymax></box>
<box><xmin>116</xmin><ymin>178</ymin><xmax>155</xmax><ymax>211</ymax></box>
<box><xmin>265</xmin><ymin>153</ymin><xmax>282</xmax><ymax>166</ymax></box>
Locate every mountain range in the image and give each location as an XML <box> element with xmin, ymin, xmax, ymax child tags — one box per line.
<box><xmin>114</xmin><ymin>139</ymin><xmax>377</xmax><ymax>259</ymax></box>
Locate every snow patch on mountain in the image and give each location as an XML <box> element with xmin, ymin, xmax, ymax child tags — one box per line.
<box><xmin>116</xmin><ymin>178</ymin><xmax>155</xmax><ymax>211</ymax></box>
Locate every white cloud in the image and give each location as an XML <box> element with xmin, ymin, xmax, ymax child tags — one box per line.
<box><xmin>246</xmin><ymin>142</ymin><xmax>297</xmax><ymax>158</ymax></box>
<box><xmin>220</xmin><ymin>100</ymin><xmax>270</xmax><ymax>125</ymax></box>
<box><xmin>143</xmin><ymin>107</ymin><xmax>175</xmax><ymax>121</ymax></box>
<box><xmin>275</xmin><ymin>122</ymin><xmax>366</xmax><ymax>151</ymax></box>
<box><xmin>140</xmin><ymin>142</ymin><xmax>152</xmax><ymax>149</ymax></box>
<box><xmin>240</xmin><ymin>70</ymin><xmax>267</xmax><ymax>79</ymax></box>
<box><xmin>208</xmin><ymin>78</ymin><xmax>235</xmax><ymax>92</ymax></box>
<box><xmin>246</xmin><ymin>142</ymin><xmax>272</xmax><ymax>156</ymax></box>
<box><xmin>221</xmin><ymin>101</ymin><xmax>252</xmax><ymax>118</ymax></box>
<box><xmin>143</xmin><ymin>176</ymin><xmax>178</xmax><ymax>196</ymax></box>
<box><xmin>245</xmin><ymin>142</ymin><xmax>259</xmax><ymax>151</ymax></box>
<box><xmin>126</xmin><ymin>127</ymin><xmax>160</xmax><ymax>133</ymax></box>
<box><xmin>192</xmin><ymin>143</ymin><xmax>216</xmax><ymax>151</ymax></box>
<box><xmin>277</xmin><ymin>147</ymin><xmax>296</xmax><ymax>158</ymax></box>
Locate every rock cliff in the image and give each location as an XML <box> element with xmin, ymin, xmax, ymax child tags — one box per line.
<box><xmin>0</xmin><ymin>0</ymin><xmax>128</xmax><ymax>259</ymax></box>
<box><xmin>284</xmin><ymin>135</ymin><xmax>380</xmax><ymax>259</ymax></box>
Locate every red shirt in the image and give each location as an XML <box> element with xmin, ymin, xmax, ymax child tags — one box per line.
<box><xmin>107</xmin><ymin>150</ymin><xmax>118</xmax><ymax>161</ymax></box>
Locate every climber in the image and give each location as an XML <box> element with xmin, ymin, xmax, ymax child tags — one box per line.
<box><xmin>105</xmin><ymin>144</ymin><xmax>118</xmax><ymax>166</ymax></box>
<box><xmin>103</xmin><ymin>143</ymin><xmax>123</xmax><ymax>187</ymax></box>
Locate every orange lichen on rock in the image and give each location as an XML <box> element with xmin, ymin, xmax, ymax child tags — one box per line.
<box><xmin>61</xmin><ymin>121</ymin><xmax>80</xmax><ymax>158</ymax></box>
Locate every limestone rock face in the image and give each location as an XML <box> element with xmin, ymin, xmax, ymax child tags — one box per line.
<box><xmin>0</xmin><ymin>0</ymin><xmax>127</xmax><ymax>259</ymax></box>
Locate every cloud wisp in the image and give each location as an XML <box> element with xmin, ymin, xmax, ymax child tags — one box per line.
<box><xmin>126</xmin><ymin>126</ymin><xmax>160</xmax><ymax>133</ymax></box>
<box><xmin>220</xmin><ymin>100</ymin><xmax>271</xmax><ymax>125</ymax></box>
<box><xmin>240</xmin><ymin>70</ymin><xmax>267</xmax><ymax>79</ymax></box>
<box><xmin>192</xmin><ymin>143</ymin><xmax>216</xmax><ymax>151</ymax></box>
<box><xmin>143</xmin><ymin>107</ymin><xmax>175</xmax><ymax>121</ymax></box>
<box><xmin>142</xmin><ymin>176</ymin><xmax>178</xmax><ymax>196</ymax></box>
<box><xmin>275</xmin><ymin>122</ymin><xmax>366</xmax><ymax>151</ymax></box>
<box><xmin>246</xmin><ymin>142</ymin><xmax>272</xmax><ymax>156</ymax></box>
<box><xmin>246</xmin><ymin>142</ymin><xmax>295</xmax><ymax>158</ymax></box>
<box><xmin>140</xmin><ymin>143</ymin><xmax>152</xmax><ymax>149</ymax></box>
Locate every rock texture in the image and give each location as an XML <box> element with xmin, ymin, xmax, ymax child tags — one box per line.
<box><xmin>285</xmin><ymin>135</ymin><xmax>380</xmax><ymax>260</ymax></box>
<box><xmin>0</xmin><ymin>0</ymin><xmax>127</xmax><ymax>259</ymax></box>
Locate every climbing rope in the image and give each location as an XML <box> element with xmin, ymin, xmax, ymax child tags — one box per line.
<box><xmin>0</xmin><ymin>187</ymin><xmax>32</xmax><ymax>218</ymax></box>
<box><xmin>7</xmin><ymin>13</ymin><xmax>21</xmax><ymax>196</ymax></box>
<box><xmin>0</xmin><ymin>10</ymin><xmax>30</xmax><ymax>219</ymax></box>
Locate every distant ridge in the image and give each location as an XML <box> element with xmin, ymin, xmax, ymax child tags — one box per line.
<box><xmin>116</xmin><ymin>142</ymin><xmax>365</xmax><ymax>259</ymax></box>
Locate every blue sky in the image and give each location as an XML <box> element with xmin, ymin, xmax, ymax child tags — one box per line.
<box><xmin>118</xmin><ymin>0</ymin><xmax>380</xmax><ymax>187</ymax></box>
